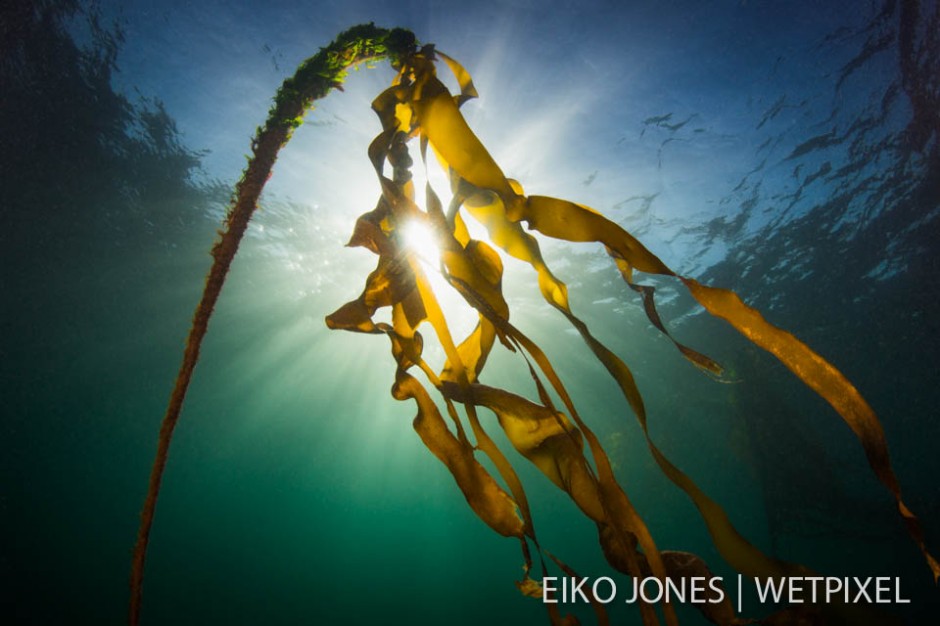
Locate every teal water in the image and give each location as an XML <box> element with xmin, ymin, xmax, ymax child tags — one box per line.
<box><xmin>2</xmin><ymin>1</ymin><xmax>939</xmax><ymax>624</ymax></box>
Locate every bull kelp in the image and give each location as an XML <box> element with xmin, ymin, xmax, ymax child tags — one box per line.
<box><xmin>129</xmin><ymin>24</ymin><xmax>937</xmax><ymax>626</ymax></box>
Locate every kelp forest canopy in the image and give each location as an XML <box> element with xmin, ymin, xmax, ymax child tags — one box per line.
<box><xmin>130</xmin><ymin>23</ymin><xmax>937</xmax><ymax>626</ymax></box>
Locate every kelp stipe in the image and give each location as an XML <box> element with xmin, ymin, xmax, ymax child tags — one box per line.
<box><xmin>131</xmin><ymin>24</ymin><xmax>937</xmax><ymax>626</ymax></box>
<box><xmin>127</xmin><ymin>24</ymin><xmax>419</xmax><ymax>626</ymax></box>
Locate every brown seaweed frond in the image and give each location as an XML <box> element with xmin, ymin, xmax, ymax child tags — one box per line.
<box><xmin>326</xmin><ymin>45</ymin><xmax>937</xmax><ymax>625</ymax></box>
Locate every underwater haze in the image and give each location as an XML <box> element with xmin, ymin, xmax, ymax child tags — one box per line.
<box><xmin>2</xmin><ymin>0</ymin><xmax>939</xmax><ymax>624</ymax></box>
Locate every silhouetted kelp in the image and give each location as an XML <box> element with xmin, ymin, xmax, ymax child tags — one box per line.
<box><xmin>130</xmin><ymin>23</ymin><xmax>937</xmax><ymax>626</ymax></box>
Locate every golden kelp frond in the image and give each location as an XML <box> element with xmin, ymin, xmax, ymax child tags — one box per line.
<box><xmin>680</xmin><ymin>278</ymin><xmax>940</xmax><ymax>581</ymax></box>
<box><xmin>442</xmin><ymin>380</ymin><xmax>604</xmax><ymax>522</ymax></box>
<box><xmin>378</xmin><ymin>51</ymin><xmax>805</xmax><ymax>595</ymax></box>
<box><xmin>335</xmin><ymin>47</ymin><xmax>674</xmax><ymax>626</ymax></box>
<box><xmin>395</xmin><ymin>371</ymin><xmax>525</xmax><ymax>539</ymax></box>
<box><xmin>519</xmin><ymin>187</ymin><xmax>937</xmax><ymax>580</ymax></box>
<box><xmin>435</xmin><ymin>50</ymin><xmax>478</xmax><ymax>106</ymax></box>
<box><xmin>388</xmin><ymin>48</ymin><xmax>937</xmax><ymax>585</ymax></box>
<box><xmin>325</xmin><ymin>44</ymin><xmax>937</xmax><ymax>625</ymax></box>
<box><xmin>136</xmin><ymin>26</ymin><xmax>935</xmax><ymax>626</ymax></box>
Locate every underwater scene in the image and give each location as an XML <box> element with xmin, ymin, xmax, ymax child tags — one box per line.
<box><xmin>2</xmin><ymin>0</ymin><xmax>939</xmax><ymax>624</ymax></box>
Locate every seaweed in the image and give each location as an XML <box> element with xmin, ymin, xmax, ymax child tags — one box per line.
<box><xmin>130</xmin><ymin>24</ymin><xmax>936</xmax><ymax>626</ymax></box>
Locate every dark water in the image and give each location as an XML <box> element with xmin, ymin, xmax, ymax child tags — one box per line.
<box><xmin>2</xmin><ymin>1</ymin><xmax>939</xmax><ymax>624</ymax></box>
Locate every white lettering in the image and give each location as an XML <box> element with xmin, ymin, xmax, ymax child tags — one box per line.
<box><xmin>543</xmin><ymin>577</ymin><xmax>558</xmax><ymax>604</ymax></box>
<box><xmin>708</xmin><ymin>576</ymin><xmax>726</xmax><ymax>604</ymax></box>
<box><xmin>638</xmin><ymin>577</ymin><xmax>664</xmax><ymax>603</ymax></box>
<box><xmin>788</xmin><ymin>577</ymin><xmax>804</xmax><ymax>604</ymax></box>
<box><xmin>570</xmin><ymin>577</ymin><xmax>589</xmax><ymax>603</ymax></box>
<box><xmin>754</xmin><ymin>578</ymin><xmax>785</xmax><ymax>604</ymax></box>
<box><xmin>804</xmin><ymin>576</ymin><xmax>822</xmax><ymax>602</ymax></box>
<box><xmin>664</xmin><ymin>577</ymin><xmax>686</xmax><ymax>603</ymax></box>
<box><xmin>852</xmin><ymin>577</ymin><xmax>873</xmax><ymax>603</ymax></box>
<box><xmin>896</xmin><ymin>578</ymin><xmax>911</xmax><ymax>604</ymax></box>
<box><xmin>623</xmin><ymin>578</ymin><xmax>638</xmax><ymax>604</ymax></box>
<box><xmin>592</xmin><ymin>577</ymin><xmax>617</xmax><ymax>604</ymax></box>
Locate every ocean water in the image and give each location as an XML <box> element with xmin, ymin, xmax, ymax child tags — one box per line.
<box><xmin>2</xmin><ymin>1</ymin><xmax>938</xmax><ymax>624</ymax></box>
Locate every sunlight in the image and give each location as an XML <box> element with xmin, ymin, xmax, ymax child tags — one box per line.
<box><xmin>401</xmin><ymin>219</ymin><xmax>441</xmax><ymax>266</ymax></box>
<box><xmin>398</xmin><ymin>217</ymin><xmax>478</xmax><ymax>368</ymax></box>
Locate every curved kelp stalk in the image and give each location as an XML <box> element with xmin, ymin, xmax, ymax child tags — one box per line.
<box><xmin>131</xmin><ymin>24</ymin><xmax>938</xmax><ymax>626</ymax></box>
<box><xmin>127</xmin><ymin>24</ymin><xmax>419</xmax><ymax>626</ymax></box>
